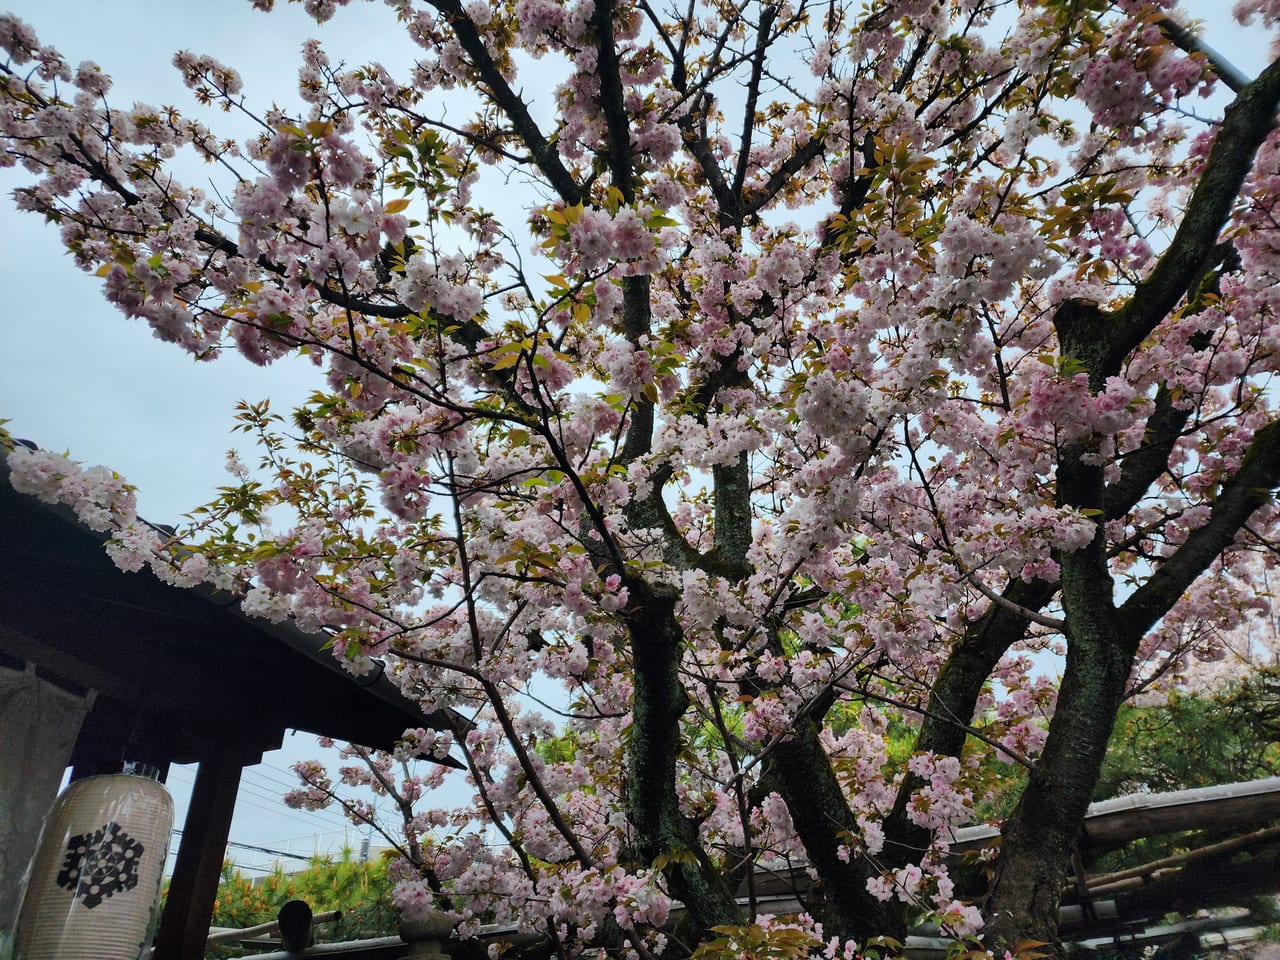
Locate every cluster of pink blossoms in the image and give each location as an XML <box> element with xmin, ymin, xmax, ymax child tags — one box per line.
<box><xmin>4</xmin><ymin>0</ymin><xmax>1280</xmax><ymax>953</ymax></box>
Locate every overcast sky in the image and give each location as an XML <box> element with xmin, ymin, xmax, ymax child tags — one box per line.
<box><xmin>2</xmin><ymin>0</ymin><xmax>1275</xmax><ymax>873</ymax></box>
<box><xmin>0</xmin><ymin>0</ymin><xmax>452</xmax><ymax>873</ymax></box>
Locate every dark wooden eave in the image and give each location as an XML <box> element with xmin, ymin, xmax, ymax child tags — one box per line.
<box><xmin>0</xmin><ymin>449</ymin><xmax>460</xmax><ymax>766</ymax></box>
<box><xmin>1</xmin><ymin>445</ymin><xmax>469</xmax><ymax>959</ymax></box>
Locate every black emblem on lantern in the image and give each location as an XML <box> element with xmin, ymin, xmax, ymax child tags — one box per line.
<box><xmin>56</xmin><ymin>820</ymin><xmax>145</xmax><ymax>908</ymax></box>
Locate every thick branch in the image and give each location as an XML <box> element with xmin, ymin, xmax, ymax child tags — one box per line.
<box><xmin>677</xmin><ymin>97</ymin><xmax>740</xmax><ymax>227</ymax></box>
<box><xmin>745</xmin><ymin>137</ymin><xmax>829</xmax><ymax>220</ymax></box>
<box><xmin>593</xmin><ymin>0</ymin><xmax>636</xmax><ymax>202</ymax></box>
<box><xmin>711</xmin><ymin>452</ymin><xmax>753</xmax><ymax>579</ymax></box>
<box><xmin>625</xmin><ymin>580</ymin><xmax>741</xmax><ymax>931</ymax></box>
<box><xmin>1103</xmin><ymin>251</ymin><xmax>1229</xmax><ymax>516</ymax></box>
<box><xmin>619</xmin><ymin>276</ymin><xmax>655</xmax><ymax>460</ymax></box>
<box><xmin>1119</xmin><ymin>418</ymin><xmax>1280</xmax><ymax>638</ymax></box>
<box><xmin>732</xmin><ymin>5</ymin><xmax>777</xmax><ymax>202</ymax></box>
<box><xmin>762</xmin><ymin>715</ymin><xmax>879</xmax><ymax>943</ymax></box>
<box><xmin>758</xmin><ymin>621</ymin><xmax>878</xmax><ymax>941</ymax></box>
<box><xmin>1103</xmin><ymin>385</ymin><xmax>1192</xmax><ymax>519</ymax></box>
<box><xmin>1100</xmin><ymin>55</ymin><xmax>1280</xmax><ymax>377</ymax></box>
<box><xmin>191</xmin><ymin>226</ymin><xmax>418</xmax><ymax>320</ymax></box>
<box><xmin>431</xmin><ymin>0</ymin><xmax>583</xmax><ymax>205</ymax></box>
<box><xmin>873</xmin><ymin>576</ymin><xmax>1057</xmax><ymax>923</ymax></box>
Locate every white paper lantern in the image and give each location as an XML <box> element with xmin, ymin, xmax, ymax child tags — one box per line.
<box><xmin>12</xmin><ymin>765</ymin><xmax>173</xmax><ymax>960</ymax></box>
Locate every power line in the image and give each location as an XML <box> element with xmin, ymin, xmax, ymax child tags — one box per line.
<box><xmin>256</xmin><ymin>828</ymin><xmax>358</xmax><ymax>846</ymax></box>
<box><xmin>167</xmin><ymin>764</ymin><xmax>356</xmax><ymax>830</ymax></box>
<box><xmin>227</xmin><ymin>839</ymin><xmax>315</xmax><ymax>862</ymax></box>
<box><xmin>237</xmin><ymin>778</ymin><xmax>382</xmax><ymax>833</ymax></box>
<box><xmin>246</xmin><ymin>762</ymin><xmax>313</xmax><ymax>789</ymax></box>
<box><xmin>169</xmin><ymin>829</ymin><xmax>317</xmax><ymax>863</ymax></box>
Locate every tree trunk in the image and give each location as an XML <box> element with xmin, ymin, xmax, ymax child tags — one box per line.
<box><xmin>982</xmin><ymin>444</ymin><xmax>1137</xmax><ymax>955</ymax></box>
<box><xmin>849</xmin><ymin>580</ymin><xmax>1055</xmax><ymax>938</ymax></box>
<box><xmin>764</xmin><ymin>713</ymin><xmax>891</xmax><ymax>943</ymax></box>
<box><xmin>884</xmin><ymin>585</ymin><xmax>1053</xmax><ymax>840</ymax></box>
<box><xmin>625</xmin><ymin>580</ymin><xmax>741</xmax><ymax>938</ymax></box>
<box><xmin>981</xmin><ymin>626</ymin><xmax>1134</xmax><ymax>953</ymax></box>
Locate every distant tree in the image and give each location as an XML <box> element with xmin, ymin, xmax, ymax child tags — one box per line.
<box><xmin>203</xmin><ymin>854</ymin><xmax>398</xmax><ymax>957</ymax></box>
<box><xmin>1096</xmin><ymin>665</ymin><xmax>1280</xmax><ymax>801</ymax></box>
<box><xmin>5</xmin><ymin>1</ymin><xmax>1280</xmax><ymax>955</ymax></box>
<box><xmin>207</xmin><ymin>862</ymin><xmax>278</xmax><ymax>941</ymax></box>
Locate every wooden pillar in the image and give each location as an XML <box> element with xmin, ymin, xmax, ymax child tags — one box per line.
<box><xmin>152</xmin><ymin>749</ymin><xmax>254</xmax><ymax>960</ymax></box>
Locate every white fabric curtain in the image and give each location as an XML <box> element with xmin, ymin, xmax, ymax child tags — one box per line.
<box><xmin>0</xmin><ymin>664</ymin><xmax>94</xmax><ymax>941</ymax></box>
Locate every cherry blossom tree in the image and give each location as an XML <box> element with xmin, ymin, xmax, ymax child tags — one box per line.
<box><xmin>4</xmin><ymin>0</ymin><xmax>1280</xmax><ymax>956</ymax></box>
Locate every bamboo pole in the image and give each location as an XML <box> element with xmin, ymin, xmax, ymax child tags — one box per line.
<box><xmin>1081</xmin><ymin>824</ymin><xmax>1280</xmax><ymax>895</ymax></box>
<box><xmin>205</xmin><ymin>909</ymin><xmax>341</xmax><ymax>946</ymax></box>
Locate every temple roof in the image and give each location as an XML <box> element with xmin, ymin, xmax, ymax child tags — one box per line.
<box><xmin>0</xmin><ymin>447</ymin><xmax>459</xmax><ymax>768</ymax></box>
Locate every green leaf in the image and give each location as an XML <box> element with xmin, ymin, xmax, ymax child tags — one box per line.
<box><xmin>490</xmin><ymin>352</ymin><xmax>522</xmax><ymax>370</ymax></box>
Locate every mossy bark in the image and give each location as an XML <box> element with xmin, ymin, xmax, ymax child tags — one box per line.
<box><xmin>981</xmin><ymin>444</ymin><xmax>1133</xmax><ymax>955</ymax></box>
<box><xmin>981</xmin><ymin>600</ymin><xmax>1135</xmax><ymax>954</ymax></box>
<box><xmin>763</xmin><ymin>713</ymin><xmax>889</xmax><ymax>943</ymax></box>
<box><xmin>625</xmin><ymin>580</ymin><xmax>741</xmax><ymax>938</ymax></box>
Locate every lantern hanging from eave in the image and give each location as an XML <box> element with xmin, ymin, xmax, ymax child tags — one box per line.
<box><xmin>12</xmin><ymin>763</ymin><xmax>173</xmax><ymax>960</ymax></box>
